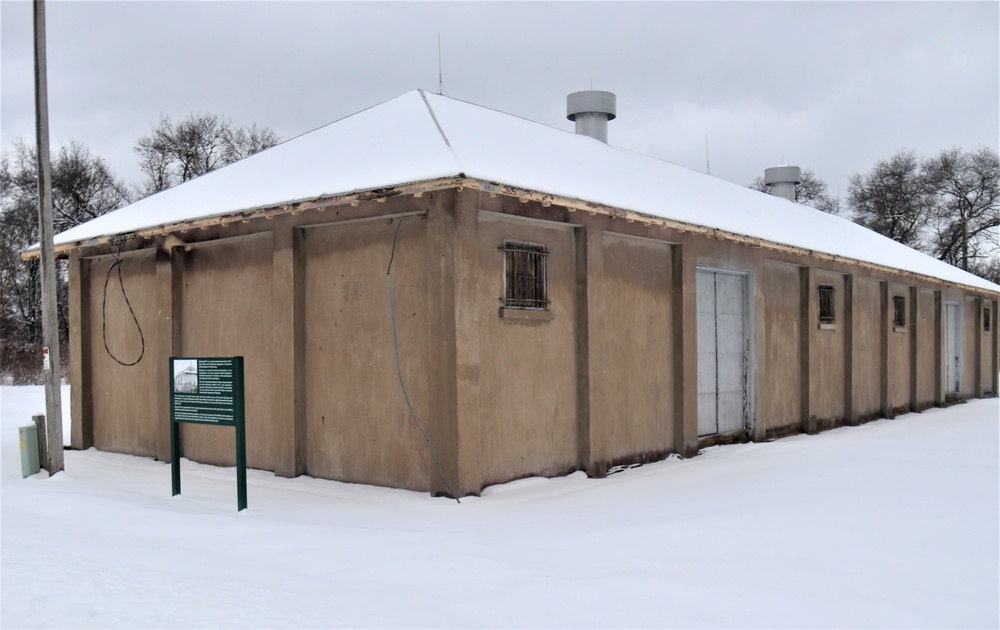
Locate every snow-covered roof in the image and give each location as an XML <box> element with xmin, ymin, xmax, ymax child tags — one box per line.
<box><xmin>51</xmin><ymin>90</ymin><xmax>998</xmax><ymax>292</ymax></box>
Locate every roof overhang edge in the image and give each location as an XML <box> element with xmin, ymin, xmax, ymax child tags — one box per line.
<box><xmin>20</xmin><ymin>176</ymin><xmax>466</xmax><ymax>262</ymax></box>
<box><xmin>23</xmin><ymin>175</ymin><xmax>1000</xmax><ymax>297</ymax></box>
<box><xmin>474</xmin><ymin>178</ymin><xmax>1000</xmax><ymax>297</ymax></box>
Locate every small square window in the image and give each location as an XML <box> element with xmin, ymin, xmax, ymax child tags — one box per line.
<box><xmin>502</xmin><ymin>240</ymin><xmax>548</xmax><ymax>310</ymax></box>
<box><xmin>892</xmin><ymin>295</ymin><xmax>906</xmax><ymax>328</ymax></box>
<box><xmin>985</xmin><ymin>308</ymin><xmax>991</xmax><ymax>332</ymax></box>
<box><xmin>818</xmin><ymin>284</ymin><xmax>835</xmax><ymax>324</ymax></box>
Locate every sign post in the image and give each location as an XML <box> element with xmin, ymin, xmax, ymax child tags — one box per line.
<box><xmin>169</xmin><ymin>357</ymin><xmax>247</xmax><ymax>511</ymax></box>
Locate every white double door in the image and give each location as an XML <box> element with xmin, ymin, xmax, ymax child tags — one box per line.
<box><xmin>697</xmin><ymin>269</ymin><xmax>749</xmax><ymax>437</ymax></box>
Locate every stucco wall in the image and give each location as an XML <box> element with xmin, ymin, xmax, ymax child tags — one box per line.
<box><xmin>760</xmin><ymin>260</ymin><xmax>801</xmax><ymax>433</ymax></box>
<box><xmin>178</xmin><ymin>235</ymin><xmax>277</xmax><ymax>470</ymax></box>
<box><xmin>65</xmin><ymin>186</ymin><xmax>1000</xmax><ymax>497</ymax></box>
<box><xmin>916</xmin><ymin>288</ymin><xmax>937</xmax><ymax>405</ymax></box>
<box><xmin>813</xmin><ymin>269</ymin><xmax>846</xmax><ymax>421</ymax></box>
<box><xmin>302</xmin><ymin>217</ymin><xmax>431</xmax><ymax>491</ymax></box>
<box><xmin>964</xmin><ymin>296</ymin><xmax>978</xmax><ymax>398</ymax></box>
<box><xmin>888</xmin><ymin>283</ymin><xmax>912</xmax><ymax>412</ymax></box>
<box><xmin>476</xmin><ymin>213</ymin><xmax>578</xmax><ymax>487</ymax></box>
<box><xmin>855</xmin><ymin>277</ymin><xmax>883</xmax><ymax>418</ymax></box>
<box><xmin>589</xmin><ymin>231</ymin><xmax>674</xmax><ymax>466</ymax></box>
<box><xmin>983</xmin><ymin>299</ymin><xmax>998</xmax><ymax>395</ymax></box>
<box><xmin>87</xmin><ymin>250</ymin><xmax>159</xmax><ymax>457</ymax></box>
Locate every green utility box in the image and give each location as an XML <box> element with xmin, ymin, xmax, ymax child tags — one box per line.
<box><xmin>19</xmin><ymin>424</ymin><xmax>40</xmax><ymax>478</ymax></box>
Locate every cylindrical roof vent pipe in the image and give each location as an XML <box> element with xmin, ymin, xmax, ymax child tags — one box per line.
<box><xmin>567</xmin><ymin>91</ymin><xmax>616</xmax><ymax>143</ymax></box>
<box><xmin>764</xmin><ymin>165</ymin><xmax>802</xmax><ymax>202</ymax></box>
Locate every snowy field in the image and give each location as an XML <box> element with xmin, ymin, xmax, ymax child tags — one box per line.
<box><xmin>1</xmin><ymin>386</ymin><xmax>997</xmax><ymax>629</ymax></box>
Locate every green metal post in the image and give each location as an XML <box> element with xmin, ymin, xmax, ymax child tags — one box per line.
<box><xmin>171</xmin><ymin>420</ymin><xmax>181</xmax><ymax>496</ymax></box>
<box><xmin>234</xmin><ymin>357</ymin><xmax>247</xmax><ymax>511</ymax></box>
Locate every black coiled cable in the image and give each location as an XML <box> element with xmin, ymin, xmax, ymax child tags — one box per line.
<box><xmin>102</xmin><ymin>235</ymin><xmax>145</xmax><ymax>367</ymax></box>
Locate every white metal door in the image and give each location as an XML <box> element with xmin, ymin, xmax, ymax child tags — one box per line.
<box><xmin>945</xmin><ymin>302</ymin><xmax>960</xmax><ymax>395</ymax></box>
<box><xmin>697</xmin><ymin>269</ymin><xmax>748</xmax><ymax>436</ymax></box>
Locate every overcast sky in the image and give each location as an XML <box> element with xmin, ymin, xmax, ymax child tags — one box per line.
<box><xmin>2</xmin><ymin>1</ymin><xmax>997</xmax><ymax>202</ymax></box>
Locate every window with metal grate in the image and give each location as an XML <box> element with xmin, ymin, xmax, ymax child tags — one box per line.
<box><xmin>502</xmin><ymin>240</ymin><xmax>549</xmax><ymax>310</ymax></box>
<box><xmin>818</xmin><ymin>284</ymin><xmax>835</xmax><ymax>325</ymax></box>
<box><xmin>893</xmin><ymin>295</ymin><xmax>906</xmax><ymax>328</ymax></box>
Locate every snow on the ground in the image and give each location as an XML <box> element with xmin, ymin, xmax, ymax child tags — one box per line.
<box><xmin>1</xmin><ymin>386</ymin><xmax>997</xmax><ymax>629</ymax></box>
<box><xmin>0</xmin><ymin>385</ymin><xmax>72</xmax><ymax>447</ymax></box>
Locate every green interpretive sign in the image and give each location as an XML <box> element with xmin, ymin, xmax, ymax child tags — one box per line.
<box><xmin>169</xmin><ymin>356</ymin><xmax>247</xmax><ymax>511</ymax></box>
<box><xmin>171</xmin><ymin>358</ymin><xmax>241</xmax><ymax>425</ymax></box>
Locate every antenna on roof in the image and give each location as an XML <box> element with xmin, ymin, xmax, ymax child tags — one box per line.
<box><xmin>437</xmin><ymin>34</ymin><xmax>445</xmax><ymax>95</ymax></box>
<box><xmin>705</xmin><ymin>133</ymin><xmax>711</xmax><ymax>175</ymax></box>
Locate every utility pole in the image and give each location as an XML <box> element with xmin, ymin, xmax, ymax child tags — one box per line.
<box><xmin>34</xmin><ymin>0</ymin><xmax>65</xmax><ymax>474</ymax></box>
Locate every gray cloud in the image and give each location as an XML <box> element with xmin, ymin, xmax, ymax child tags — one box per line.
<box><xmin>2</xmin><ymin>1</ymin><xmax>997</xmax><ymax>199</ymax></box>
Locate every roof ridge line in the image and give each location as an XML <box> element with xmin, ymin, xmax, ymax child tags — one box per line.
<box><xmin>418</xmin><ymin>90</ymin><xmax>464</xmax><ymax>174</ymax></box>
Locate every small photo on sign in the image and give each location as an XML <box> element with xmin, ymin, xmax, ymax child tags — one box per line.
<box><xmin>173</xmin><ymin>359</ymin><xmax>198</xmax><ymax>394</ymax></box>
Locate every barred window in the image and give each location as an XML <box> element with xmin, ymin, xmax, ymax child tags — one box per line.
<box><xmin>503</xmin><ymin>240</ymin><xmax>548</xmax><ymax>310</ymax></box>
<box><xmin>818</xmin><ymin>284</ymin><xmax>835</xmax><ymax>324</ymax></box>
<box><xmin>893</xmin><ymin>295</ymin><xmax>906</xmax><ymax>328</ymax></box>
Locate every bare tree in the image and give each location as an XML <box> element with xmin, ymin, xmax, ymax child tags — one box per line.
<box><xmin>749</xmin><ymin>168</ymin><xmax>841</xmax><ymax>214</ymax></box>
<box><xmin>1</xmin><ymin>140</ymin><xmax>131</xmax><ymax>383</ymax></box>
<box><xmin>2</xmin><ymin>140</ymin><xmax>131</xmax><ymax>239</ymax></box>
<box><xmin>847</xmin><ymin>147</ymin><xmax>999</xmax><ymax>276</ymax></box>
<box><xmin>1</xmin><ymin>144</ymin><xmax>45</xmax><ymax>372</ymax></box>
<box><xmin>847</xmin><ymin>150</ymin><xmax>933</xmax><ymax>250</ymax></box>
<box><xmin>968</xmin><ymin>257</ymin><xmax>1000</xmax><ymax>285</ymax></box>
<box><xmin>923</xmin><ymin>147</ymin><xmax>999</xmax><ymax>271</ymax></box>
<box><xmin>226</xmin><ymin>123</ymin><xmax>282</xmax><ymax>161</ymax></box>
<box><xmin>135</xmin><ymin>113</ymin><xmax>280</xmax><ymax>194</ymax></box>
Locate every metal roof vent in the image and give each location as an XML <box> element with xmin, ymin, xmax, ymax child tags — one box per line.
<box><xmin>764</xmin><ymin>165</ymin><xmax>802</xmax><ymax>202</ymax></box>
<box><xmin>567</xmin><ymin>90</ymin><xmax>616</xmax><ymax>143</ymax></box>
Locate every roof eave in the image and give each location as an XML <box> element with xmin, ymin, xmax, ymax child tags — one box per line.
<box><xmin>484</xmin><ymin>179</ymin><xmax>1000</xmax><ymax>297</ymax></box>
<box><xmin>20</xmin><ymin>175</ymin><xmax>466</xmax><ymax>261</ymax></box>
<box><xmin>22</xmin><ymin>174</ymin><xmax>1000</xmax><ymax>297</ymax></box>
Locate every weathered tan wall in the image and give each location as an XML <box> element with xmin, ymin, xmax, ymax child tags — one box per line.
<box><xmin>87</xmin><ymin>251</ymin><xmax>159</xmax><ymax>456</ymax></box>
<box><xmin>178</xmin><ymin>235</ymin><xmax>277</xmax><ymax>470</ymax></box>
<box><xmin>976</xmin><ymin>299</ymin><xmax>992</xmax><ymax>395</ymax></box>
<box><xmin>855</xmin><ymin>277</ymin><xmax>883</xmax><ymax>418</ymax></box>
<box><xmin>68</xmin><ymin>186</ymin><xmax>1000</xmax><ymax>496</ymax></box>
<box><xmin>760</xmin><ymin>260</ymin><xmax>801</xmax><ymax>433</ymax></box>
<box><xmin>964</xmin><ymin>296</ymin><xmax>978</xmax><ymax>397</ymax></box>
<box><xmin>813</xmin><ymin>269</ymin><xmax>846</xmax><ymax>421</ymax></box>
<box><xmin>302</xmin><ymin>217</ymin><xmax>430</xmax><ymax>491</ymax></box>
<box><xmin>888</xmin><ymin>283</ymin><xmax>912</xmax><ymax>412</ymax></box>
<box><xmin>589</xmin><ymin>232</ymin><xmax>674</xmax><ymax>466</ymax></box>
<box><xmin>984</xmin><ymin>299</ymin><xmax>998</xmax><ymax>395</ymax></box>
<box><xmin>476</xmin><ymin>213</ymin><xmax>578</xmax><ymax>487</ymax></box>
<box><xmin>916</xmin><ymin>288</ymin><xmax>937</xmax><ymax>405</ymax></box>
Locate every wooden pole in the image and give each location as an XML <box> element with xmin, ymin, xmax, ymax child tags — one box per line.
<box><xmin>34</xmin><ymin>0</ymin><xmax>65</xmax><ymax>474</ymax></box>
